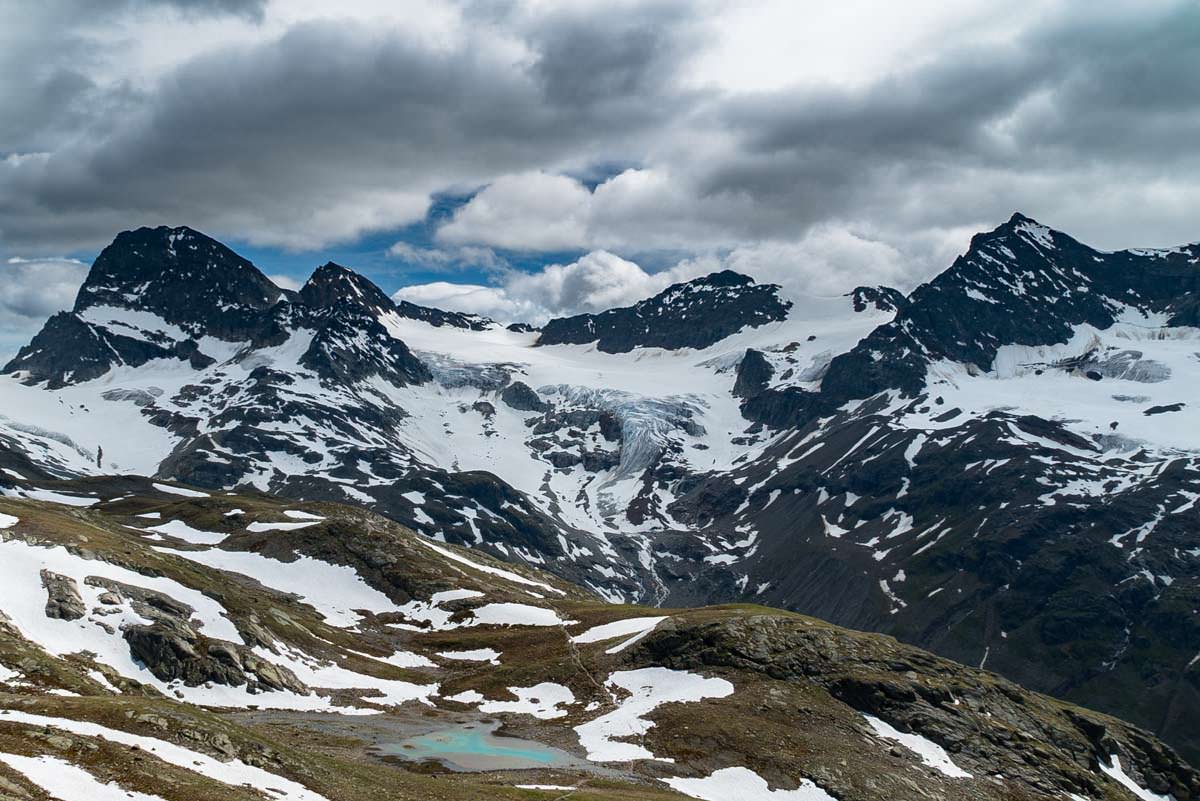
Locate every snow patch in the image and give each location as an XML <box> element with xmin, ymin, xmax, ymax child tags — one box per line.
<box><xmin>570</xmin><ymin>615</ymin><xmax>667</xmax><ymax>654</ymax></box>
<box><xmin>575</xmin><ymin>668</ymin><xmax>734</xmax><ymax>762</ymax></box>
<box><xmin>437</xmin><ymin>648</ymin><xmax>501</xmax><ymax>664</ymax></box>
<box><xmin>143</xmin><ymin>519</ymin><xmax>226</xmax><ymax>545</ymax></box>
<box><xmin>1099</xmin><ymin>755</ymin><xmax>1173</xmax><ymax>801</ymax></box>
<box><xmin>665</xmin><ymin>766</ymin><xmax>838</xmax><ymax>801</ymax></box>
<box><xmin>863</xmin><ymin>714</ymin><xmax>971</xmax><ymax>779</ymax></box>
<box><xmin>416</xmin><ymin>537</ymin><xmax>565</xmax><ymax>595</ymax></box>
<box><xmin>0</xmin><ymin>752</ymin><xmax>168</xmax><ymax>801</ymax></box>
<box><xmin>476</xmin><ymin>682</ymin><xmax>575</xmax><ymax>719</ymax></box>
<box><xmin>152</xmin><ymin>482</ymin><xmax>210</xmax><ymax>498</ymax></box>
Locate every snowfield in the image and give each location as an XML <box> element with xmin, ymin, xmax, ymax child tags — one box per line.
<box><xmin>0</xmin><ymin>709</ymin><xmax>331</xmax><ymax>801</ymax></box>
<box><xmin>665</xmin><ymin>767</ymin><xmax>839</xmax><ymax>801</ymax></box>
<box><xmin>570</xmin><ymin>615</ymin><xmax>668</xmax><ymax>653</ymax></box>
<box><xmin>157</xmin><ymin>544</ymin><xmax>404</xmax><ymax>628</ymax></box>
<box><xmin>0</xmin><ymin>752</ymin><xmax>170</xmax><ymax>801</ymax></box>
<box><xmin>574</xmin><ymin>667</ymin><xmax>735</xmax><ymax>762</ymax></box>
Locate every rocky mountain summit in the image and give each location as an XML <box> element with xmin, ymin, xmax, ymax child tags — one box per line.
<box><xmin>1</xmin><ymin>215</ymin><xmax>1198</xmax><ymax>767</ymax></box>
<box><xmin>817</xmin><ymin>213</ymin><xmax>1200</xmax><ymax>405</ymax></box>
<box><xmin>8</xmin><ymin>226</ymin><xmax>283</xmax><ymax>387</ymax></box>
<box><xmin>536</xmin><ymin>269</ymin><xmax>793</xmax><ymax>352</ymax></box>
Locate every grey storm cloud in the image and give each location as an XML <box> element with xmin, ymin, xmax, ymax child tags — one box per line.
<box><xmin>1</xmin><ymin>0</ymin><xmax>1199</xmax><ymax>262</ymax></box>
<box><xmin>0</xmin><ymin>6</ymin><xmax>700</xmax><ymax>253</ymax></box>
<box><xmin>700</xmin><ymin>2</ymin><xmax>1200</xmax><ymax>241</ymax></box>
<box><xmin>524</xmin><ymin>0</ymin><xmax>709</xmax><ymax>108</ymax></box>
<box><xmin>0</xmin><ymin>0</ymin><xmax>265</xmax><ymax>151</ymax></box>
<box><xmin>154</xmin><ymin>0</ymin><xmax>267</xmax><ymax>16</ymax></box>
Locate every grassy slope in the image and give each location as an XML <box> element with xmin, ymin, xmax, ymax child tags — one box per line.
<box><xmin>0</xmin><ymin>479</ymin><xmax>1194</xmax><ymax>800</ymax></box>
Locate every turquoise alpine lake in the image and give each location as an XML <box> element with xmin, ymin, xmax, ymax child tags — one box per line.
<box><xmin>379</xmin><ymin>722</ymin><xmax>581</xmax><ymax>771</ymax></box>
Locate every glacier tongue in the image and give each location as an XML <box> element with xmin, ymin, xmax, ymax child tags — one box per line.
<box><xmin>538</xmin><ymin>384</ymin><xmax>706</xmax><ymax>479</ymax></box>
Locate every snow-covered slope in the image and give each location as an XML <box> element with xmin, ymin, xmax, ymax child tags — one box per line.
<box><xmin>0</xmin><ymin>229</ymin><xmax>894</xmax><ymax>605</ymax></box>
<box><xmin>1</xmin><ymin>217</ymin><xmax>1199</xmax><ymax>764</ymax></box>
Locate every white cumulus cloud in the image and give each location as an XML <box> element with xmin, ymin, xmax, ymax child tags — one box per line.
<box><xmin>268</xmin><ymin>273</ymin><xmax>302</xmax><ymax>291</ymax></box>
<box><xmin>394</xmin><ymin>250</ymin><xmax>708</xmax><ymax>324</ymax></box>
<box><xmin>436</xmin><ymin>168</ymin><xmax>758</xmax><ymax>254</ymax></box>
<box><xmin>437</xmin><ymin>171</ymin><xmax>594</xmax><ymax>252</ymax></box>
<box><xmin>386</xmin><ymin>241</ymin><xmax>505</xmax><ymax>271</ymax></box>
<box><xmin>395</xmin><ymin>221</ymin><xmax>950</xmax><ymax>325</ymax></box>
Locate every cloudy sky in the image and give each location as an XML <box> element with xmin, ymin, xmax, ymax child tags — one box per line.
<box><xmin>2</xmin><ymin>0</ymin><xmax>1198</xmax><ymax>356</ymax></box>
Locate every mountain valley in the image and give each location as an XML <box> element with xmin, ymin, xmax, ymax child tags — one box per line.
<box><xmin>0</xmin><ymin>216</ymin><xmax>1197</xmax><ymax>797</ymax></box>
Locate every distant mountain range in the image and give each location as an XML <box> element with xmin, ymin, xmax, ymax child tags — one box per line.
<box><xmin>2</xmin><ymin>214</ymin><xmax>1198</xmax><ymax>765</ymax></box>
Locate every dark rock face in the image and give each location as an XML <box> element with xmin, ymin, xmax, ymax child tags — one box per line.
<box><xmin>273</xmin><ymin>264</ymin><xmax>434</xmax><ymax>387</ymax></box>
<box><xmin>4</xmin><ymin>226</ymin><xmax>284</xmax><ymax>386</ymax></box>
<box><xmin>5</xmin><ymin>312</ymin><xmax>168</xmax><ymax>389</ymax></box>
<box><xmin>732</xmin><ymin>349</ymin><xmax>773</xmax><ymax>398</ymax></box>
<box><xmin>0</xmin><ymin>440</ymin><xmax>57</xmax><ymax>485</ymax></box>
<box><xmin>1168</xmin><ymin>293</ymin><xmax>1200</xmax><ymax>326</ymax></box>
<box><xmin>537</xmin><ymin>270</ymin><xmax>792</xmax><ymax>353</ymax></box>
<box><xmin>849</xmin><ymin>285</ymin><xmax>907</xmax><ymax>314</ymax></box>
<box><xmin>40</xmin><ymin>570</ymin><xmax>85</xmax><ymax>620</ymax></box>
<box><xmin>300</xmin><ymin>262</ymin><xmax>396</xmax><ymax>317</ymax></box>
<box><xmin>739</xmin><ymin>386</ymin><xmax>820</xmax><ymax>429</ymax></box>
<box><xmin>394</xmin><ymin>299</ymin><xmax>492</xmax><ymax>330</ymax></box>
<box><xmin>76</xmin><ymin>225</ymin><xmax>282</xmax><ymax>336</ymax></box>
<box><xmin>500</xmin><ymin>381</ymin><xmax>550</xmax><ymax>412</ymax></box>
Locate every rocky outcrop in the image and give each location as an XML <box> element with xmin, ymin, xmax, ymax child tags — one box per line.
<box><xmin>537</xmin><ymin>270</ymin><xmax>792</xmax><ymax>353</ymax></box>
<box><xmin>40</xmin><ymin>570</ymin><xmax>85</xmax><ymax>620</ymax></box>
<box><xmin>68</xmin><ymin>574</ymin><xmax>306</xmax><ymax>694</ymax></box>
<box><xmin>394</xmin><ymin>299</ymin><xmax>493</xmax><ymax>330</ymax></box>
<box><xmin>124</xmin><ymin>619</ymin><xmax>307</xmax><ymax>694</ymax></box>
<box><xmin>500</xmin><ymin>381</ymin><xmax>550</xmax><ymax>412</ymax></box>
<box><xmin>636</xmin><ymin>614</ymin><xmax>1200</xmax><ymax>800</ymax></box>
<box><xmin>849</xmin><ymin>285</ymin><xmax>907</xmax><ymax>314</ymax></box>
<box><xmin>732</xmin><ymin>349</ymin><xmax>773</xmax><ymax>398</ymax></box>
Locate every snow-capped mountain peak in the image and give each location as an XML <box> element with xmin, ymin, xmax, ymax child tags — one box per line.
<box><xmin>300</xmin><ymin>261</ymin><xmax>396</xmax><ymax>316</ymax></box>
<box><xmin>75</xmin><ymin>224</ymin><xmax>282</xmax><ymax>328</ymax></box>
<box><xmin>537</xmin><ymin>269</ymin><xmax>793</xmax><ymax>353</ymax></box>
<box><xmin>2</xmin><ymin>218</ymin><xmax>1199</xmax><ymax>764</ymax></box>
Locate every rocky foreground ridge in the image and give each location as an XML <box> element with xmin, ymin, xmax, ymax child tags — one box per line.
<box><xmin>0</xmin><ymin>477</ymin><xmax>1194</xmax><ymax>800</ymax></box>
